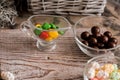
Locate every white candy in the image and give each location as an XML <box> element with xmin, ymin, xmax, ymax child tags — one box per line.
<box><xmin>1</xmin><ymin>71</ymin><xmax>15</xmax><ymax>80</ymax></box>
<box><xmin>96</xmin><ymin>70</ymin><xmax>109</xmax><ymax>79</ymax></box>
<box><xmin>90</xmin><ymin>61</ymin><xmax>100</xmax><ymax>69</ymax></box>
<box><xmin>87</xmin><ymin>68</ymin><xmax>95</xmax><ymax>78</ymax></box>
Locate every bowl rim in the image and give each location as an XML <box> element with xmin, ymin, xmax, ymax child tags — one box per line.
<box><xmin>27</xmin><ymin>14</ymin><xmax>72</xmax><ymax>30</ymax></box>
<box><xmin>83</xmin><ymin>54</ymin><xmax>120</xmax><ymax>79</ymax></box>
<box><xmin>73</xmin><ymin>15</ymin><xmax>120</xmax><ymax>52</ymax></box>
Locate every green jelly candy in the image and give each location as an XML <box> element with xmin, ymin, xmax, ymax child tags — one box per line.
<box><xmin>34</xmin><ymin>28</ymin><xmax>42</xmax><ymax>35</ymax></box>
<box><xmin>113</xmin><ymin>64</ymin><xmax>118</xmax><ymax>71</ymax></box>
<box><xmin>110</xmin><ymin>71</ymin><xmax>120</xmax><ymax>80</ymax></box>
<box><xmin>50</xmin><ymin>23</ymin><xmax>56</xmax><ymax>29</ymax></box>
<box><xmin>58</xmin><ymin>31</ymin><xmax>65</xmax><ymax>35</ymax></box>
<box><xmin>42</xmin><ymin>23</ymin><xmax>51</xmax><ymax>30</ymax></box>
<box><xmin>56</xmin><ymin>26</ymin><xmax>59</xmax><ymax>29</ymax></box>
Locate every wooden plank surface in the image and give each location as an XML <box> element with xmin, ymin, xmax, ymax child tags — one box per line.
<box><xmin>0</xmin><ymin>29</ymin><xmax>91</xmax><ymax>80</ymax></box>
<box><xmin>0</xmin><ymin>1</ymin><xmax>120</xmax><ymax>79</ymax></box>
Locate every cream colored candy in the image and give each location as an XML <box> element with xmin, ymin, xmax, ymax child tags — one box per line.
<box><xmin>1</xmin><ymin>71</ymin><xmax>14</xmax><ymax>80</ymax></box>
<box><xmin>90</xmin><ymin>62</ymin><xmax>100</xmax><ymax>69</ymax></box>
<box><xmin>96</xmin><ymin>70</ymin><xmax>109</xmax><ymax>79</ymax></box>
<box><xmin>102</xmin><ymin>64</ymin><xmax>114</xmax><ymax>73</ymax></box>
<box><xmin>87</xmin><ymin>68</ymin><xmax>95</xmax><ymax>78</ymax></box>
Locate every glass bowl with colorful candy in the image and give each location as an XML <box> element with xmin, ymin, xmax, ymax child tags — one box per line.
<box><xmin>73</xmin><ymin>16</ymin><xmax>120</xmax><ymax>57</ymax></box>
<box><xmin>84</xmin><ymin>53</ymin><xmax>120</xmax><ymax>80</ymax></box>
<box><xmin>21</xmin><ymin>15</ymin><xmax>71</xmax><ymax>51</ymax></box>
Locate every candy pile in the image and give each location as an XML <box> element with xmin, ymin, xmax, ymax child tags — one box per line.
<box><xmin>34</xmin><ymin>23</ymin><xmax>64</xmax><ymax>41</ymax></box>
<box><xmin>0</xmin><ymin>71</ymin><xmax>14</xmax><ymax>80</ymax></box>
<box><xmin>80</xmin><ymin>26</ymin><xmax>118</xmax><ymax>49</ymax></box>
<box><xmin>86</xmin><ymin>62</ymin><xmax>120</xmax><ymax>80</ymax></box>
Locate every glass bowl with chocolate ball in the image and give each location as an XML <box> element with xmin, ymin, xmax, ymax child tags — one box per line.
<box><xmin>73</xmin><ymin>16</ymin><xmax>120</xmax><ymax>57</ymax></box>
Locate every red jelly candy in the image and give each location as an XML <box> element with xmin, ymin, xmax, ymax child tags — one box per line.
<box><xmin>39</xmin><ymin>31</ymin><xmax>49</xmax><ymax>39</ymax></box>
<box><xmin>90</xmin><ymin>78</ymin><xmax>99</xmax><ymax>80</ymax></box>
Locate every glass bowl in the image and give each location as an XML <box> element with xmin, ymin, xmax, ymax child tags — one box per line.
<box><xmin>83</xmin><ymin>54</ymin><xmax>120</xmax><ymax>80</ymax></box>
<box><xmin>73</xmin><ymin>16</ymin><xmax>120</xmax><ymax>57</ymax></box>
<box><xmin>21</xmin><ymin>15</ymin><xmax>71</xmax><ymax>51</ymax></box>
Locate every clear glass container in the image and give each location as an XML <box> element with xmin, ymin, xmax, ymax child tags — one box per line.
<box><xmin>84</xmin><ymin>53</ymin><xmax>120</xmax><ymax>80</ymax></box>
<box><xmin>73</xmin><ymin>16</ymin><xmax>120</xmax><ymax>57</ymax></box>
<box><xmin>21</xmin><ymin>15</ymin><xmax>71</xmax><ymax>51</ymax></box>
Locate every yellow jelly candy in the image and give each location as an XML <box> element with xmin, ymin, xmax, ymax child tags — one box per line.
<box><xmin>101</xmin><ymin>64</ymin><xmax>114</xmax><ymax>73</ymax></box>
<box><xmin>36</xmin><ymin>24</ymin><xmax>41</xmax><ymax>28</ymax></box>
<box><xmin>48</xmin><ymin>31</ymin><xmax>59</xmax><ymax>39</ymax></box>
<box><xmin>95</xmin><ymin>69</ymin><xmax>99</xmax><ymax>76</ymax></box>
<box><xmin>45</xmin><ymin>37</ymin><xmax>53</xmax><ymax>41</ymax></box>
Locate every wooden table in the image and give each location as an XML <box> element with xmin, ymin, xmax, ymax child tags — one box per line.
<box><xmin>0</xmin><ymin>1</ymin><xmax>120</xmax><ymax>78</ymax></box>
<box><xmin>0</xmin><ymin>26</ymin><xmax>91</xmax><ymax>80</ymax></box>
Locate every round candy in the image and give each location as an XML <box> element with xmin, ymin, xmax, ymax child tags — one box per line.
<box><xmin>89</xmin><ymin>62</ymin><xmax>100</xmax><ymax>69</ymax></box>
<box><xmin>109</xmin><ymin>37</ymin><xmax>118</xmax><ymax>44</ymax></box>
<box><xmin>50</xmin><ymin>23</ymin><xmax>57</xmax><ymax>29</ymax></box>
<box><xmin>107</xmin><ymin>42</ymin><xmax>116</xmax><ymax>48</ymax></box>
<box><xmin>113</xmin><ymin>64</ymin><xmax>118</xmax><ymax>71</ymax></box>
<box><xmin>96</xmin><ymin>70</ymin><xmax>109</xmax><ymax>79</ymax></box>
<box><xmin>82</xmin><ymin>40</ymin><xmax>89</xmax><ymax>46</ymax></box>
<box><xmin>1</xmin><ymin>71</ymin><xmax>15</xmax><ymax>80</ymax></box>
<box><xmin>58</xmin><ymin>31</ymin><xmax>65</xmax><ymax>35</ymax></box>
<box><xmin>42</xmin><ymin>23</ymin><xmax>51</xmax><ymax>30</ymax></box>
<box><xmin>91</xmin><ymin>26</ymin><xmax>100</xmax><ymax>34</ymax></box>
<box><xmin>87</xmin><ymin>68</ymin><xmax>95</xmax><ymax>79</ymax></box>
<box><xmin>39</xmin><ymin>31</ymin><xmax>49</xmax><ymax>40</ymax></box>
<box><xmin>81</xmin><ymin>31</ymin><xmax>90</xmax><ymax>40</ymax></box>
<box><xmin>104</xmin><ymin>31</ymin><xmax>112</xmax><ymax>38</ymax></box>
<box><xmin>102</xmin><ymin>64</ymin><xmax>114</xmax><ymax>73</ymax></box>
<box><xmin>48</xmin><ymin>31</ymin><xmax>59</xmax><ymax>39</ymax></box>
<box><xmin>35</xmin><ymin>24</ymin><xmax>41</xmax><ymax>28</ymax></box>
<box><xmin>34</xmin><ymin>28</ymin><xmax>42</xmax><ymax>35</ymax></box>
<box><xmin>97</xmin><ymin>43</ymin><xmax>105</xmax><ymax>49</ymax></box>
<box><xmin>45</xmin><ymin>37</ymin><xmax>53</xmax><ymax>41</ymax></box>
<box><xmin>110</xmin><ymin>71</ymin><xmax>120</xmax><ymax>80</ymax></box>
<box><xmin>90</xmin><ymin>77</ymin><xmax>99</xmax><ymax>80</ymax></box>
<box><xmin>99</xmin><ymin>35</ymin><xmax>108</xmax><ymax>43</ymax></box>
<box><xmin>93</xmin><ymin>33</ymin><xmax>101</xmax><ymax>38</ymax></box>
<box><xmin>89</xmin><ymin>37</ymin><xmax>97</xmax><ymax>45</ymax></box>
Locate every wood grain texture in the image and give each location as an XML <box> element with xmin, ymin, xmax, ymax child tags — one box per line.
<box><xmin>0</xmin><ymin>29</ymin><xmax>91</xmax><ymax>80</ymax></box>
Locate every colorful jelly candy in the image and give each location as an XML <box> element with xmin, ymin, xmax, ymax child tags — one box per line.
<box><xmin>48</xmin><ymin>31</ymin><xmax>59</xmax><ymax>39</ymax></box>
<box><xmin>50</xmin><ymin>23</ymin><xmax>57</xmax><ymax>29</ymax></box>
<box><xmin>101</xmin><ymin>64</ymin><xmax>114</xmax><ymax>73</ymax></box>
<box><xmin>36</xmin><ymin>24</ymin><xmax>41</xmax><ymax>28</ymax></box>
<box><xmin>39</xmin><ymin>31</ymin><xmax>49</xmax><ymax>39</ymax></box>
<box><xmin>34</xmin><ymin>22</ymin><xmax>65</xmax><ymax>41</ymax></box>
<box><xmin>90</xmin><ymin>77</ymin><xmax>99</xmax><ymax>80</ymax></box>
<box><xmin>42</xmin><ymin>23</ymin><xmax>51</xmax><ymax>30</ymax></box>
<box><xmin>86</xmin><ymin>62</ymin><xmax>120</xmax><ymax>80</ymax></box>
<box><xmin>110</xmin><ymin>71</ymin><xmax>120</xmax><ymax>80</ymax></box>
<box><xmin>96</xmin><ymin>70</ymin><xmax>109</xmax><ymax>79</ymax></box>
<box><xmin>34</xmin><ymin>28</ymin><xmax>42</xmax><ymax>35</ymax></box>
<box><xmin>58</xmin><ymin>31</ymin><xmax>65</xmax><ymax>35</ymax></box>
<box><xmin>45</xmin><ymin>37</ymin><xmax>53</xmax><ymax>41</ymax></box>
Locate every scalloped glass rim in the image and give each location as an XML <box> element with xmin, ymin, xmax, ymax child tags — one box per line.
<box><xmin>73</xmin><ymin>15</ymin><xmax>120</xmax><ymax>52</ymax></box>
<box><xmin>83</xmin><ymin>54</ymin><xmax>120</xmax><ymax>80</ymax></box>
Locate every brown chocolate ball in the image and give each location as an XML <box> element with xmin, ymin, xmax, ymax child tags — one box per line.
<box><xmin>107</xmin><ymin>42</ymin><xmax>116</xmax><ymax>48</ymax></box>
<box><xmin>99</xmin><ymin>35</ymin><xmax>109</xmax><ymax>43</ymax></box>
<box><xmin>92</xmin><ymin>46</ymin><xmax>98</xmax><ymax>49</ymax></box>
<box><xmin>104</xmin><ymin>31</ymin><xmax>112</xmax><ymax>38</ymax></box>
<box><xmin>97</xmin><ymin>43</ymin><xmax>105</xmax><ymax>49</ymax></box>
<box><xmin>82</xmin><ymin>40</ymin><xmax>89</xmax><ymax>46</ymax></box>
<box><xmin>91</xmin><ymin>26</ymin><xmax>100</xmax><ymax>34</ymax></box>
<box><xmin>109</xmin><ymin>37</ymin><xmax>118</xmax><ymax>44</ymax></box>
<box><xmin>81</xmin><ymin>31</ymin><xmax>90</xmax><ymax>40</ymax></box>
<box><xmin>89</xmin><ymin>37</ymin><xmax>97</xmax><ymax>45</ymax></box>
<box><xmin>93</xmin><ymin>33</ymin><xmax>102</xmax><ymax>38</ymax></box>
